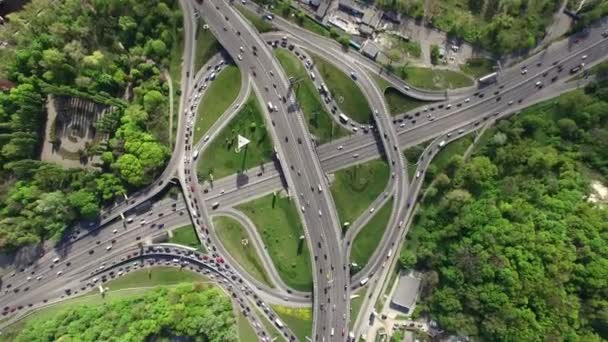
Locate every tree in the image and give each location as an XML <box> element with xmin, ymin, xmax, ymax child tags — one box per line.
<box><xmin>399</xmin><ymin>249</ymin><xmax>417</xmax><ymax>269</ymax></box>
<box><xmin>68</xmin><ymin>190</ymin><xmax>100</xmax><ymax>219</ymax></box>
<box><xmin>113</xmin><ymin>153</ymin><xmax>144</xmax><ymax>186</ymax></box>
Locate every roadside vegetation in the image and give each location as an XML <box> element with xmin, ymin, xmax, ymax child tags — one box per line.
<box><xmin>274</xmin><ymin>49</ymin><xmax>349</xmax><ymax>143</ymax></box>
<box><xmin>237</xmin><ymin>192</ymin><xmax>313</xmax><ymax>291</ymax></box>
<box><xmin>385</xmin><ymin>87</ymin><xmax>427</xmax><ymax>115</ymax></box>
<box><xmin>311</xmin><ymin>54</ymin><xmax>372</xmax><ymax>123</ymax></box>
<box><xmin>194</xmin><ymin>19</ymin><xmax>221</xmax><ymax>72</ymax></box>
<box><xmin>349</xmin><ymin>290</ymin><xmax>366</xmax><ymax>330</ymax></box>
<box><xmin>460</xmin><ymin>58</ymin><xmax>496</xmax><ymax>78</ymax></box>
<box><xmin>11</xmin><ymin>283</ymin><xmax>236</xmax><ymax>341</ymax></box>
<box><xmin>193</xmin><ymin>65</ymin><xmax>242</xmax><ymax>144</ymax></box>
<box><xmin>272</xmin><ymin>305</ymin><xmax>313</xmax><ymax>342</ymax></box>
<box><xmin>391</xmin><ymin>66</ymin><xmax>473</xmax><ymax>90</ymax></box>
<box><xmin>398</xmin><ymin>81</ymin><xmax>608</xmax><ymax>339</ymax></box>
<box><xmin>375</xmin><ymin>0</ymin><xmax>561</xmax><ymax>54</ymax></box>
<box><xmin>169</xmin><ymin>224</ymin><xmax>202</xmax><ymax>250</ymax></box>
<box><xmin>0</xmin><ymin>0</ymin><xmax>183</xmax><ymax>251</ymax></box>
<box><xmin>197</xmin><ymin>94</ymin><xmax>274</xmax><ymax>182</ymax></box>
<box><xmin>236</xmin><ymin>5</ymin><xmax>275</xmax><ymax>33</ymax></box>
<box><xmin>350</xmin><ymin>198</ymin><xmax>393</xmax><ymax>268</ymax></box>
<box><xmin>214</xmin><ymin>215</ymin><xmax>274</xmax><ymax>287</ymax></box>
<box><xmin>330</xmin><ymin>159</ymin><xmax>390</xmax><ymax>229</ymax></box>
<box><xmin>237</xmin><ymin>312</ymin><xmax>258</xmax><ymax>342</ymax></box>
<box><xmin>403</xmin><ymin>139</ymin><xmax>432</xmax><ymax>177</ymax></box>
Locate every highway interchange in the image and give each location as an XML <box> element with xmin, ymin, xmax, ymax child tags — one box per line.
<box><xmin>1</xmin><ymin>0</ymin><xmax>607</xmax><ymax>340</ymax></box>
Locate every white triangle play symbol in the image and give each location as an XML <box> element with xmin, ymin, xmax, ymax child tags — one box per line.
<box><xmin>236</xmin><ymin>134</ymin><xmax>250</xmax><ymax>152</ymax></box>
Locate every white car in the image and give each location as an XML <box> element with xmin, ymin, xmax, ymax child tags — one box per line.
<box><xmin>337</xmin><ymin>145</ymin><xmax>343</xmax><ymax>150</ymax></box>
<box><xmin>369</xmin><ymin>208</ymin><xmax>375</xmax><ymax>213</ymax></box>
<box><xmin>237</xmin><ymin>54</ymin><xmax>242</xmax><ymax>61</ymax></box>
<box><xmin>464</xmin><ymin>98</ymin><xmax>470</xmax><ymax>103</ymax></box>
<box><xmin>582</xmin><ymin>55</ymin><xmax>587</xmax><ymax>60</ymax></box>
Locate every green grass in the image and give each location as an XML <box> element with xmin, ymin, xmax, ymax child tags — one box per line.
<box><xmin>349</xmin><ymin>290</ymin><xmax>366</xmax><ymax>330</ymax></box>
<box><xmin>373</xmin><ymin>74</ymin><xmax>392</xmax><ymax>92</ymax></box>
<box><xmin>311</xmin><ymin>54</ymin><xmax>372</xmax><ymax>123</ymax></box>
<box><xmin>274</xmin><ymin>49</ymin><xmax>349</xmax><ymax>143</ymax></box>
<box><xmin>396</xmin><ymin>66</ymin><xmax>474</xmax><ymax>90</ymax></box>
<box><xmin>385</xmin><ymin>87</ymin><xmax>427</xmax><ymax>115</ymax></box>
<box><xmin>194</xmin><ymin>20</ymin><xmax>221</xmax><ymax>72</ymax></box>
<box><xmin>331</xmin><ymin>158</ymin><xmax>390</xmax><ymax>227</ymax></box>
<box><xmin>214</xmin><ymin>216</ymin><xmax>274</xmax><ymax>287</ymax></box>
<box><xmin>237</xmin><ymin>192</ymin><xmax>313</xmax><ymax>291</ymax></box>
<box><xmin>193</xmin><ymin>65</ymin><xmax>242</xmax><ymax>143</ymax></box>
<box><xmin>167</xmin><ymin>20</ymin><xmax>185</xmax><ymax>145</ymax></box>
<box><xmin>350</xmin><ymin>198</ymin><xmax>394</xmax><ymax>267</ymax></box>
<box><xmin>2</xmin><ymin>268</ymin><xmax>207</xmax><ymax>340</ymax></box>
<box><xmin>236</xmin><ymin>5</ymin><xmax>275</xmax><ymax>33</ymax></box>
<box><xmin>272</xmin><ymin>305</ymin><xmax>313</xmax><ymax>341</ymax></box>
<box><xmin>197</xmin><ymin>94</ymin><xmax>274</xmax><ymax>182</ymax></box>
<box><xmin>169</xmin><ymin>224</ymin><xmax>202</xmax><ymax>250</ymax></box>
<box><xmin>460</xmin><ymin>58</ymin><xmax>496</xmax><ymax>78</ymax></box>
<box><xmin>237</xmin><ymin>311</ymin><xmax>258</xmax><ymax>342</ymax></box>
<box><xmin>104</xmin><ymin>266</ymin><xmax>207</xmax><ymax>290</ymax></box>
<box><xmin>383</xmin><ymin>33</ymin><xmax>422</xmax><ymax>60</ymax></box>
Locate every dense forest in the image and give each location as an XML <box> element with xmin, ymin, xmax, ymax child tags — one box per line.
<box><xmin>0</xmin><ymin>0</ymin><xmax>181</xmax><ymax>250</ymax></box>
<box><xmin>399</xmin><ymin>79</ymin><xmax>608</xmax><ymax>340</ymax></box>
<box><xmin>14</xmin><ymin>284</ymin><xmax>237</xmax><ymax>342</ymax></box>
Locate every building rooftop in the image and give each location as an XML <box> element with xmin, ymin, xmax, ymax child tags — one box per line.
<box><xmin>391</xmin><ymin>273</ymin><xmax>421</xmax><ymax>313</ymax></box>
<box><xmin>361</xmin><ymin>40</ymin><xmax>380</xmax><ymax>59</ymax></box>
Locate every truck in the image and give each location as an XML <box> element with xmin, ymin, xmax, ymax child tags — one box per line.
<box><xmin>360</xmin><ymin>277</ymin><xmax>369</xmax><ymax>286</ymax></box>
<box><xmin>478</xmin><ymin>72</ymin><xmax>498</xmax><ymax>85</ymax></box>
<box><xmin>339</xmin><ymin>113</ymin><xmax>349</xmax><ymax>123</ymax></box>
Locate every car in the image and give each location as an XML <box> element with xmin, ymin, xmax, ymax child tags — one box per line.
<box><xmin>113</xmin><ymin>229</ymin><xmax>118</xmax><ymax>234</ymax></box>
<box><xmin>521</xmin><ymin>69</ymin><xmax>528</xmax><ymax>75</ymax></box>
<box><xmin>369</xmin><ymin>208</ymin><xmax>375</xmax><ymax>213</ymax></box>
<box><xmin>464</xmin><ymin>98</ymin><xmax>470</xmax><ymax>103</ymax></box>
<box><xmin>582</xmin><ymin>55</ymin><xmax>587</xmax><ymax>60</ymax></box>
<box><xmin>337</xmin><ymin>145</ymin><xmax>343</xmax><ymax>150</ymax></box>
<box><xmin>106</xmin><ymin>245</ymin><xmax>112</xmax><ymax>251</ymax></box>
<box><xmin>508</xmin><ymin>100</ymin><xmax>514</xmax><ymax>105</ymax></box>
<box><xmin>237</xmin><ymin>54</ymin><xmax>242</xmax><ymax>61</ymax></box>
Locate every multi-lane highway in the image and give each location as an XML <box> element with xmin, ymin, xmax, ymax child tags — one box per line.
<box><xmin>1</xmin><ymin>0</ymin><xmax>607</xmax><ymax>340</ymax></box>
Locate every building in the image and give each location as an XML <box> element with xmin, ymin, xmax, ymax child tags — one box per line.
<box><xmin>361</xmin><ymin>40</ymin><xmax>380</xmax><ymax>60</ymax></box>
<box><xmin>359</xmin><ymin>23</ymin><xmax>374</xmax><ymax>37</ymax></box>
<box><xmin>390</xmin><ymin>273</ymin><xmax>421</xmax><ymax>314</ymax></box>
<box><xmin>314</xmin><ymin>0</ymin><xmax>331</xmax><ymax>20</ymax></box>
<box><xmin>382</xmin><ymin>11</ymin><xmax>401</xmax><ymax>24</ymax></box>
<box><xmin>338</xmin><ymin>0</ymin><xmax>364</xmax><ymax>17</ymax></box>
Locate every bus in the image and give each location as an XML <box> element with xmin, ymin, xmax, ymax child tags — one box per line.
<box><xmin>478</xmin><ymin>72</ymin><xmax>498</xmax><ymax>85</ymax></box>
<box><xmin>339</xmin><ymin>113</ymin><xmax>349</xmax><ymax>123</ymax></box>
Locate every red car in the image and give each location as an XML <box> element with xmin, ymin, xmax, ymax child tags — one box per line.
<box><xmin>215</xmin><ymin>257</ymin><xmax>224</xmax><ymax>264</ymax></box>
